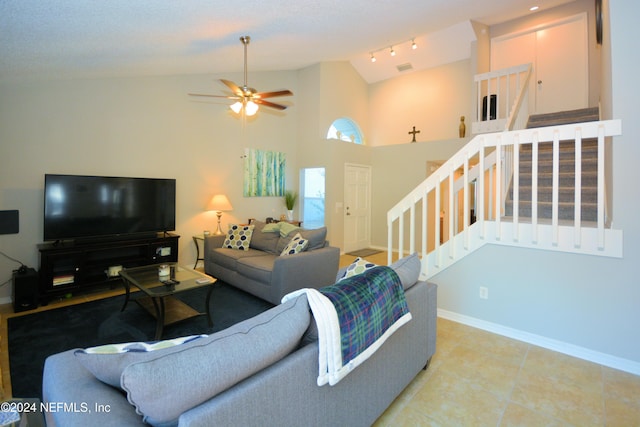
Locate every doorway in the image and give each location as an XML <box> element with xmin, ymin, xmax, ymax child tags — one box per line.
<box><xmin>301</xmin><ymin>168</ymin><xmax>325</xmax><ymax>229</ymax></box>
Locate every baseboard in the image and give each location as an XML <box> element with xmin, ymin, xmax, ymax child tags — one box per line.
<box><xmin>438</xmin><ymin>309</ymin><xmax>640</xmax><ymax>376</ymax></box>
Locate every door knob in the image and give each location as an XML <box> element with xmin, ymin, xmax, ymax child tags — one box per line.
<box><xmin>538</xmin><ymin>80</ymin><xmax>542</xmax><ymax>84</ymax></box>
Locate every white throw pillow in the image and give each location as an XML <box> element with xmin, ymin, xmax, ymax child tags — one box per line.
<box><xmin>337</xmin><ymin>257</ymin><xmax>378</xmax><ymax>281</ymax></box>
<box><xmin>280</xmin><ymin>232</ymin><xmax>309</xmax><ymax>256</ymax></box>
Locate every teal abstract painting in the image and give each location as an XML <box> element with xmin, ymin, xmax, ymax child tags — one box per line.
<box><xmin>243</xmin><ymin>148</ymin><xmax>286</xmax><ymax>197</ymax></box>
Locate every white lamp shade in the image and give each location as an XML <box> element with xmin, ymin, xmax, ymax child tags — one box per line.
<box><xmin>207</xmin><ymin>194</ymin><xmax>233</xmax><ymax>212</ymax></box>
<box><xmin>230</xmin><ymin>101</ymin><xmax>243</xmax><ymax>114</ymax></box>
<box><xmin>245</xmin><ymin>100</ymin><xmax>259</xmax><ymax>116</ymax></box>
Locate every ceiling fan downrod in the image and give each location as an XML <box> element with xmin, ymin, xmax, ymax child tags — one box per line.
<box><xmin>240</xmin><ymin>36</ymin><xmax>250</xmax><ymax>94</ymax></box>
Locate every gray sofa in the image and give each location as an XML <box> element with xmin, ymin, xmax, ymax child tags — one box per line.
<box><xmin>42</xmin><ymin>254</ymin><xmax>437</xmax><ymax>427</ymax></box>
<box><xmin>204</xmin><ymin>221</ymin><xmax>340</xmax><ymax>304</ymax></box>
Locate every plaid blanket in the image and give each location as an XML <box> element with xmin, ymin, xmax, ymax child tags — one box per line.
<box><xmin>283</xmin><ymin>266</ymin><xmax>411</xmax><ymax>386</ymax></box>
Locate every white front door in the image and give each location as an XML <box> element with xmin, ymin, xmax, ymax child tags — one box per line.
<box><xmin>344</xmin><ymin>164</ymin><xmax>371</xmax><ymax>253</ymax></box>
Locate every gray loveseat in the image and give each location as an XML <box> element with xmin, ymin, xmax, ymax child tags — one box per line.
<box><xmin>42</xmin><ymin>254</ymin><xmax>437</xmax><ymax>427</ymax></box>
<box><xmin>204</xmin><ymin>221</ymin><xmax>340</xmax><ymax>304</ymax></box>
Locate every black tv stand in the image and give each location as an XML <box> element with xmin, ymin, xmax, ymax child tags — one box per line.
<box><xmin>38</xmin><ymin>233</ymin><xmax>179</xmax><ymax>303</ymax></box>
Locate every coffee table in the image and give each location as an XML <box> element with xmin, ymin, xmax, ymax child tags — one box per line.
<box><xmin>119</xmin><ymin>263</ymin><xmax>217</xmax><ymax>340</ymax></box>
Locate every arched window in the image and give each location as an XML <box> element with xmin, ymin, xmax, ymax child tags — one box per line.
<box><xmin>327</xmin><ymin>118</ymin><xmax>364</xmax><ymax>144</ymax></box>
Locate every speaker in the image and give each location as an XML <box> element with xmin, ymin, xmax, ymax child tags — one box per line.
<box><xmin>0</xmin><ymin>210</ymin><xmax>19</xmax><ymax>235</ymax></box>
<box><xmin>482</xmin><ymin>94</ymin><xmax>497</xmax><ymax>121</ymax></box>
<box><xmin>12</xmin><ymin>268</ymin><xmax>39</xmax><ymax>312</ymax></box>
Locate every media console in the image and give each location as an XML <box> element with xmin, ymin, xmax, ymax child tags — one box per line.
<box><xmin>38</xmin><ymin>233</ymin><xmax>179</xmax><ymax>303</ymax></box>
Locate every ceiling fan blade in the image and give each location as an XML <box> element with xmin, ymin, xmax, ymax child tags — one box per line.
<box><xmin>188</xmin><ymin>93</ymin><xmax>239</xmax><ymax>100</ymax></box>
<box><xmin>254</xmin><ymin>90</ymin><xmax>293</xmax><ymax>99</ymax></box>
<box><xmin>254</xmin><ymin>99</ymin><xmax>287</xmax><ymax>110</ymax></box>
<box><xmin>220</xmin><ymin>79</ymin><xmax>243</xmax><ymax>96</ymax></box>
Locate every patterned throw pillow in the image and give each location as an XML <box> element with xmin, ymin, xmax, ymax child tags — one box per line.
<box><xmin>337</xmin><ymin>257</ymin><xmax>378</xmax><ymax>282</ymax></box>
<box><xmin>280</xmin><ymin>232</ymin><xmax>309</xmax><ymax>256</ymax></box>
<box><xmin>222</xmin><ymin>224</ymin><xmax>254</xmax><ymax>250</ymax></box>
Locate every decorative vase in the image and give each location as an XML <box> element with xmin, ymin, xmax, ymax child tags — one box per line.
<box><xmin>459</xmin><ymin>116</ymin><xmax>466</xmax><ymax>138</ymax></box>
<box><xmin>287</xmin><ymin>210</ymin><xmax>294</xmax><ymax>221</ymax></box>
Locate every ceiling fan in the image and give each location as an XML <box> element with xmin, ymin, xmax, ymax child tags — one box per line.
<box><xmin>189</xmin><ymin>36</ymin><xmax>293</xmax><ymax>116</ymax></box>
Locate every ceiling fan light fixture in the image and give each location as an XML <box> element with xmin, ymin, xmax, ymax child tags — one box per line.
<box><xmin>189</xmin><ymin>35</ymin><xmax>291</xmax><ymax>114</ymax></box>
<box><xmin>245</xmin><ymin>100</ymin><xmax>259</xmax><ymax>116</ymax></box>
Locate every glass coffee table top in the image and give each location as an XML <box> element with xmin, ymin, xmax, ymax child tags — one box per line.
<box><xmin>119</xmin><ymin>263</ymin><xmax>217</xmax><ymax>339</ymax></box>
<box><xmin>119</xmin><ymin>263</ymin><xmax>215</xmax><ymax>296</ymax></box>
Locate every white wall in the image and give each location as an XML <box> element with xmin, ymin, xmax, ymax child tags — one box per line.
<box><xmin>0</xmin><ymin>71</ymin><xmax>299</xmax><ymax>300</ymax></box>
<box><xmin>368</xmin><ymin>59</ymin><xmax>473</xmax><ymax>146</ymax></box>
<box><xmin>296</xmin><ymin>62</ymin><xmax>373</xmax><ymax>250</ymax></box>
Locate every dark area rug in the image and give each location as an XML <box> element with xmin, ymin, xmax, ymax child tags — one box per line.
<box><xmin>346</xmin><ymin>248</ymin><xmax>382</xmax><ymax>258</ymax></box>
<box><xmin>7</xmin><ymin>282</ymin><xmax>273</xmax><ymax>399</ymax></box>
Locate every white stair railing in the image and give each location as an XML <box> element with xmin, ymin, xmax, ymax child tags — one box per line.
<box><xmin>472</xmin><ymin>64</ymin><xmax>532</xmax><ymax>134</ymax></box>
<box><xmin>387</xmin><ymin>120</ymin><xmax>623</xmax><ymax>279</ymax></box>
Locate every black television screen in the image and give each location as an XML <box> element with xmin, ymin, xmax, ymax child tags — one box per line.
<box><xmin>44</xmin><ymin>174</ymin><xmax>176</xmax><ymax>242</ymax></box>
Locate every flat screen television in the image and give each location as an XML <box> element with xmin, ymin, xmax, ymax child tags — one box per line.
<box><xmin>44</xmin><ymin>174</ymin><xmax>176</xmax><ymax>242</ymax></box>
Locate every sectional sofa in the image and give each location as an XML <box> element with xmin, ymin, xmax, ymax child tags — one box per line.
<box><xmin>42</xmin><ymin>253</ymin><xmax>437</xmax><ymax>427</ymax></box>
<box><xmin>204</xmin><ymin>221</ymin><xmax>340</xmax><ymax>304</ymax></box>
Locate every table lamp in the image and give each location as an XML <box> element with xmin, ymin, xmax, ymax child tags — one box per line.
<box><xmin>207</xmin><ymin>194</ymin><xmax>233</xmax><ymax>235</ymax></box>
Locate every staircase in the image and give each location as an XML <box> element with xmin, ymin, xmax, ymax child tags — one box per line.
<box><xmin>505</xmin><ymin>107</ymin><xmax>601</xmax><ymax>223</ymax></box>
<box><xmin>387</xmin><ymin>115</ymin><xmax>622</xmax><ymax>280</ymax></box>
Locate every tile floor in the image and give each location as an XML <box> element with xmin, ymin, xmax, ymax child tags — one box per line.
<box><xmin>373</xmin><ymin>317</ymin><xmax>640</xmax><ymax>426</ymax></box>
<box><xmin>1</xmin><ymin>252</ymin><xmax>639</xmax><ymax>426</ymax></box>
<box><xmin>342</xmin><ymin>252</ymin><xmax>640</xmax><ymax>426</ymax></box>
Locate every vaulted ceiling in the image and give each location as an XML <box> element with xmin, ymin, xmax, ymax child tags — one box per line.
<box><xmin>0</xmin><ymin>0</ymin><xmax>575</xmax><ymax>83</ymax></box>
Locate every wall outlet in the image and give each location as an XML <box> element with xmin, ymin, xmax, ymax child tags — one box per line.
<box><xmin>479</xmin><ymin>286</ymin><xmax>489</xmax><ymax>300</ymax></box>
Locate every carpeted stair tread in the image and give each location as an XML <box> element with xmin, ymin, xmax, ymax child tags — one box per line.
<box><xmin>526</xmin><ymin>107</ymin><xmax>599</xmax><ymax>128</ymax></box>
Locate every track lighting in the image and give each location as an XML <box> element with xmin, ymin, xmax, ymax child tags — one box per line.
<box><xmin>367</xmin><ymin>37</ymin><xmax>417</xmax><ymax>63</ymax></box>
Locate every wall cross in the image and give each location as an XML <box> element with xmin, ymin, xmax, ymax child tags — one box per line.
<box><xmin>408</xmin><ymin>126</ymin><xmax>420</xmax><ymax>143</ymax></box>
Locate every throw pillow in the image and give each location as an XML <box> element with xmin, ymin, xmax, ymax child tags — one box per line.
<box><xmin>74</xmin><ymin>335</ymin><xmax>207</xmax><ymax>388</ymax></box>
<box><xmin>390</xmin><ymin>252</ymin><xmax>421</xmax><ymax>290</ymax></box>
<box><xmin>248</xmin><ymin>220</ymin><xmax>280</xmax><ymax>254</ymax></box>
<box><xmin>261</xmin><ymin>223</ymin><xmax>281</xmax><ymax>233</ymax></box>
<box><xmin>280</xmin><ymin>232</ymin><xmax>309</xmax><ymax>256</ymax></box>
<box><xmin>275</xmin><ymin>226</ymin><xmax>327</xmax><ymax>254</ymax></box>
<box><xmin>337</xmin><ymin>257</ymin><xmax>378</xmax><ymax>282</ymax></box>
<box><xmin>121</xmin><ymin>294</ymin><xmax>311</xmax><ymax>427</ymax></box>
<box><xmin>222</xmin><ymin>224</ymin><xmax>254</xmax><ymax>250</ymax></box>
<box><xmin>278</xmin><ymin>221</ymin><xmax>300</xmax><ymax>237</ymax></box>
